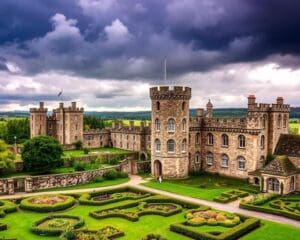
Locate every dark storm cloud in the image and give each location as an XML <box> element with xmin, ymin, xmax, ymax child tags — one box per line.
<box><xmin>0</xmin><ymin>0</ymin><xmax>300</xmax><ymax>80</ymax></box>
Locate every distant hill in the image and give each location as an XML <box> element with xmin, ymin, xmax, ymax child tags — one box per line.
<box><xmin>1</xmin><ymin>107</ymin><xmax>299</xmax><ymax>120</ymax></box>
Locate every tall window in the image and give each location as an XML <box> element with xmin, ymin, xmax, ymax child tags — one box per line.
<box><xmin>182</xmin><ymin>119</ymin><xmax>187</xmax><ymax>132</ymax></box>
<box><xmin>167</xmin><ymin>139</ymin><xmax>175</xmax><ymax>153</ymax></box>
<box><xmin>156</xmin><ymin>101</ymin><xmax>160</xmax><ymax>111</ymax></box>
<box><xmin>237</xmin><ymin>156</ymin><xmax>246</xmax><ymax>170</ymax></box>
<box><xmin>155</xmin><ymin>139</ymin><xmax>161</xmax><ymax>152</ymax></box>
<box><xmin>238</xmin><ymin>135</ymin><xmax>246</xmax><ymax>148</ymax></box>
<box><xmin>260</xmin><ymin>135</ymin><xmax>265</xmax><ymax>149</ymax></box>
<box><xmin>221</xmin><ymin>154</ymin><xmax>229</xmax><ymax>167</ymax></box>
<box><xmin>155</xmin><ymin>119</ymin><xmax>160</xmax><ymax>131</ymax></box>
<box><xmin>207</xmin><ymin>133</ymin><xmax>214</xmax><ymax>145</ymax></box>
<box><xmin>262</xmin><ymin>114</ymin><xmax>267</xmax><ymax>128</ymax></box>
<box><xmin>196</xmin><ymin>133</ymin><xmax>200</xmax><ymax>144</ymax></box>
<box><xmin>268</xmin><ymin>178</ymin><xmax>280</xmax><ymax>192</ymax></box>
<box><xmin>181</xmin><ymin>139</ymin><xmax>187</xmax><ymax>152</ymax></box>
<box><xmin>206</xmin><ymin>152</ymin><xmax>213</xmax><ymax>165</ymax></box>
<box><xmin>283</xmin><ymin>115</ymin><xmax>287</xmax><ymax>128</ymax></box>
<box><xmin>195</xmin><ymin>151</ymin><xmax>201</xmax><ymax>163</ymax></box>
<box><xmin>167</xmin><ymin>118</ymin><xmax>175</xmax><ymax>132</ymax></box>
<box><xmin>221</xmin><ymin>134</ymin><xmax>229</xmax><ymax>147</ymax></box>
<box><xmin>277</xmin><ymin>114</ymin><xmax>282</xmax><ymax>128</ymax></box>
<box><xmin>182</xmin><ymin>101</ymin><xmax>186</xmax><ymax>111</ymax></box>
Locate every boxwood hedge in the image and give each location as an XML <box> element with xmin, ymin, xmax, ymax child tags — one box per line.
<box><xmin>0</xmin><ymin>200</ymin><xmax>17</xmax><ymax>218</ymax></box>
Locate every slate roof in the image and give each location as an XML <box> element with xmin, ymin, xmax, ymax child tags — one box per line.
<box><xmin>274</xmin><ymin>134</ymin><xmax>300</xmax><ymax>157</ymax></box>
<box><xmin>261</xmin><ymin>155</ymin><xmax>297</xmax><ymax>176</ymax></box>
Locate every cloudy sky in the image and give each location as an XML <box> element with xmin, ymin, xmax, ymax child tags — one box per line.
<box><xmin>0</xmin><ymin>0</ymin><xmax>300</xmax><ymax>111</ymax></box>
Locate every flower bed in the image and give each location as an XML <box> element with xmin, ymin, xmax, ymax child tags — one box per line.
<box><xmin>20</xmin><ymin>194</ymin><xmax>75</xmax><ymax>212</ymax></box>
<box><xmin>0</xmin><ymin>200</ymin><xmax>17</xmax><ymax>218</ymax></box>
<box><xmin>31</xmin><ymin>215</ymin><xmax>84</xmax><ymax>236</ymax></box>
<box><xmin>213</xmin><ymin>190</ymin><xmax>249</xmax><ymax>203</ymax></box>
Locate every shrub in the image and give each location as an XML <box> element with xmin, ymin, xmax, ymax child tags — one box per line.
<box><xmin>118</xmin><ymin>171</ymin><xmax>128</xmax><ymax>178</ymax></box>
<box><xmin>103</xmin><ymin>169</ymin><xmax>118</xmax><ymax>180</ymax></box>
<box><xmin>0</xmin><ymin>200</ymin><xmax>17</xmax><ymax>217</ymax></box>
<box><xmin>74</xmin><ymin>161</ymin><xmax>86</xmax><ymax>171</ymax></box>
<box><xmin>83</xmin><ymin>148</ymin><xmax>90</xmax><ymax>155</ymax></box>
<box><xmin>93</xmin><ymin>176</ymin><xmax>104</xmax><ymax>183</ymax></box>
<box><xmin>0</xmin><ymin>223</ymin><xmax>7</xmax><ymax>231</ymax></box>
<box><xmin>142</xmin><ymin>234</ymin><xmax>167</xmax><ymax>240</ymax></box>
<box><xmin>73</xmin><ymin>140</ymin><xmax>83</xmax><ymax>150</ymax></box>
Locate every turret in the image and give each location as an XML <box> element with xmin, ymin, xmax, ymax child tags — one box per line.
<box><xmin>29</xmin><ymin>102</ymin><xmax>48</xmax><ymax>138</ymax></box>
<box><xmin>206</xmin><ymin>99</ymin><xmax>213</xmax><ymax>118</ymax></box>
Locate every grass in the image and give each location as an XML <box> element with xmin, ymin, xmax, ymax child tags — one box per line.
<box><xmin>142</xmin><ymin>174</ymin><xmax>259</xmax><ymax>201</ymax></box>
<box><xmin>63</xmin><ymin>147</ymin><xmax>132</xmax><ymax>157</ymax></box>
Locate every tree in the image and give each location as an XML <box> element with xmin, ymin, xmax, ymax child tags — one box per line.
<box><xmin>0</xmin><ymin>140</ymin><xmax>15</xmax><ymax>174</ymax></box>
<box><xmin>4</xmin><ymin>118</ymin><xmax>30</xmax><ymax>144</ymax></box>
<box><xmin>84</xmin><ymin>116</ymin><xmax>105</xmax><ymax>130</ymax></box>
<box><xmin>22</xmin><ymin>136</ymin><xmax>63</xmax><ymax>173</ymax></box>
<box><xmin>73</xmin><ymin>140</ymin><xmax>83</xmax><ymax>150</ymax></box>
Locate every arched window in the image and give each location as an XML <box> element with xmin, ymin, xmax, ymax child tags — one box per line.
<box><xmin>268</xmin><ymin>178</ymin><xmax>280</xmax><ymax>192</ymax></box>
<box><xmin>181</xmin><ymin>139</ymin><xmax>187</xmax><ymax>152</ymax></box>
<box><xmin>237</xmin><ymin>156</ymin><xmax>246</xmax><ymax>170</ymax></box>
<box><xmin>156</xmin><ymin>101</ymin><xmax>160</xmax><ymax>111</ymax></box>
<box><xmin>238</xmin><ymin>135</ymin><xmax>246</xmax><ymax>148</ymax></box>
<box><xmin>195</xmin><ymin>151</ymin><xmax>201</xmax><ymax>163</ymax></box>
<box><xmin>167</xmin><ymin>139</ymin><xmax>175</xmax><ymax>153</ymax></box>
<box><xmin>283</xmin><ymin>115</ymin><xmax>287</xmax><ymax>128</ymax></box>
<box><xmin>155</xmin><ymin>118</ymin><xmax>160</xmax><ymax>131</ymax></box>
<box><xmin>155</xmin><ymin>139</ymin><xmax>161</xmax><ymax>152</ymax></box>
<box><xmin>260</xmin><ymin>135</ymin><xmax>265</xmax><ymax>149</ymax></box>
<box><xmin>182</xmin><ymin>119</ymin><xmax>187</xmax><ymax>132</ymax></box>
<box><xmin>196</xmin><ymin>133</ymin><xmax>200</xmax><ymax>144</ymax></box>
<box><xmin>221</xmin><ymin>134</ymin><xmax>229</xmax><ymax>147</ymax></box>
<box><xmin>262</xmin><ymin>114</ymin><xmax>267</xmax><ymax>128</ymax></box>
<box><xmin>207</xmin><ymin>133</ymin><xmax>214</xmax><ymax>145</ymax></box>
<box><xmin>167</xmin><ymin>118</ymin><xmax>175</xmax><ymax>132</ymax></box>
<box><xmin>206</xmin><ymin>152</ymin><xmax>213</xmax><ymax>165</ymax></box>
<box><xmin>221</xmin><ymin>154</ymin><xmax>229</xmax><ymax>167</ymax></box>
<box><xmin>182</xmin><ymin>101</ymin><xmax>186</xmax><ymax>111</ymax></box>
<box><xmin>277</xmin><ymin>114</ymin><xmax>282</xmax><ymax>128</ymax></box>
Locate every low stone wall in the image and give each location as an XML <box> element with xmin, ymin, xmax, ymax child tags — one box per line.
<box><xmin>0</xmin><ymin>165</ymin><xmax>120</xmax><ymax>195</ymax></box>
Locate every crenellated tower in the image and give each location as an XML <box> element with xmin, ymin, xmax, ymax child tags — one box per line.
<box><xmin>150</xmin><ymin>86</ymin><xmax>191</xmax><ymax>178</ymax></box>
<box><xmin>30</xmin><ymin>102</ymin><xmax>48</xmax><ymax>138</ymax></box>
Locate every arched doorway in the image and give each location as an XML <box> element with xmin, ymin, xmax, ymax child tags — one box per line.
<box><xmin>140</xmin><ymin>152</ymin><xmax>147</xmax><ymax>161</ymax></box>
<box><xmin>268</xmin><ymin>178</ymin><xmax>280</xmax><ymax>193</ymax></box>
<box><xmin>254</xmin><ymin>177</ymin><xmax>260</xmax><ymax>185</ymax></box>
<box><xmin>153</xmin><ymin>160</ymin><xmax>162</xmax><ymax>177</ymax></box>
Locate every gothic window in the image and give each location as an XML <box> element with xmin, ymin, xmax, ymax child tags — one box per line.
<box><xmin>268</xmin><ymin>178</ymin><xmax>280</xmax><ymax>192</ymax></box>
<box><xmin>182</xmin><ymin>118</ymin><xmax>187</xmax><ymax>132</ymax></box>
<box><xmin>221</xmin><ymin>134</ymin><xmax>229</xmax><ymax>147</ymax></box>
<box><xmin>167</xmin><ymin>139</ymin><xmax>175</xmax><ymax>153</ymax></box>
<box><xmin>181</xmin><ymin>139</ymin><xmax>187</xmax><ymax>152</ymax></box>
<box><xmin>182</xmin><ymin>101</ymin><xmax>186</xmax><ymax>111</ymax></box>
<box><xmin>156</xmin><ymin>101</ymin><xmax>160</xmax><ymax>111</ymax></box>
<box><xmin>155</xmin><ymin>139</ymin><xmax>161</xmax><ymax>152</ymax></box>
<box><xmin>238</xmin><ymin>135</ymin><xmax>246</xmax><ymax>148</ymax></box>
<box><xmin>167</xmin><ymin>118</ymin><xmax>175</xmax><ymax>132</ymax></box>
<box><xmin>221</xmin><ymin>154</ymin><xmax>229</xmax><ymax>167</ymax></box>
<box><xmin>195</xmin><ymin>151</ymin><xmax>201</xmax><ymax>163</ymax></box>
<box><xmin>237</xmin><ymin>156</ymin><xmax>246</xmax><ymax>170</ymax></box>
<box><xmin>155</xmin><ymin>118</ymin><xmax>160</xmax><ymax>131</ymax></box>
<box><xmin>196</xmin><ymin>133</ymin><xmax>200</xmax><ymax>144</ymax></box>
<box><xmin>207</xmin><ymin>133</ymin><xmax>214</xmax><ymax>145</ymax></box>
<box><xmin>206</xmin><ymin>152</ymin><xmax>213</xmax><ymax>165</ymax></box>
<box><xmin>260</xmin><ymin>135</ymin><xmax>265</xmax><ymax>149</ymax></box>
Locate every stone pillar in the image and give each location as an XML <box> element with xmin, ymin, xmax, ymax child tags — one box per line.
<box><xmin>7</xmin><ymin>179</ymin><xmax>14</xmax><ymax>195</ymax></box>
<box><xmin>25</xmin><ymin>177</ymin><xmax>33</xmax><ymax>193</ymax></box>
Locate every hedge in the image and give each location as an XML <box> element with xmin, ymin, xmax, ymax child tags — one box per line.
<box><xmin>31</xmin><ymin>215</ymin><xmax>84</xmax><ymax>236</ymax></box>
<box><xmin>20</xmin><ymin>195</ymin><xmax>75</xmax><ymax>212</ymax></box>
<box><xmin>213</xmin><ymin>190</ymin><xmax>248</xmax><ymax>204</ymax></box>
<box><xmin>0</xmin><ymin>200</ymin><xmax>17</xmax><ymax>218</ymax></box>
<box><xmin>0</xmin><ymin>223</ymin><xmax>7</xmax><ymax>231</ymax></box>
<box><xmin>170</xmin><ymin>215</ymin><xmax>260</xmax><ymax>240</ymax></box>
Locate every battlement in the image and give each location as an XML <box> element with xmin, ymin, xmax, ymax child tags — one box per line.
<box><xmin>204</xmin><ymin>117</ymin><xmax>247</xmax><ymax>128</ymax></box>
<box><xmin>29</xmin><ymin>102</ymin><xmax>48</xmax><ymax>113</ymax></box>
<box><xmin>270</xmin><ymin>103</ymin><xmax>290</xmax><ymax>112</ymax></box>
<box><xmin>150</xmin><ymin>86</ymin><xmax>191</xmax><ymax>100</ymax></box>
<box><xmin>53</xmin><ymin>102</ymin><xmax>84</xmax><ymax>113</ymax></box>
<box><xmin>247</xmin><ymin>95</ymin><xmax>290</xmax><ymax>112</ymax></box>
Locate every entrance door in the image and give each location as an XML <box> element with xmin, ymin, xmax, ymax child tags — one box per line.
<box><xmin>153</xmin><ymin>160</ymin><xmax>162</xmax><ymax>177</ymax></box>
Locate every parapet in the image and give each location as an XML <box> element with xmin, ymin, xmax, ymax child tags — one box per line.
<box><xmin>149</xmin><ymin>86</ymin><xmax>191</xmax><ymax>100</ymax></box>
<box><xmin>29</xmin><ymin>102</ymin><xmax>48</xmax><ymax>113</ymax></box>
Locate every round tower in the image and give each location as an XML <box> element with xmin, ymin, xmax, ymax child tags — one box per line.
<box><xmin>150</xmin><ymin>86</ymin><xmax>191</xmax><ymax>178</ymax></box>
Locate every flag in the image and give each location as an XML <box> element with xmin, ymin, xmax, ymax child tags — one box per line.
<box><xmin>58</xmin><ymin>90</ymin><xmax>63</xmax><ymax>97</ymax></box>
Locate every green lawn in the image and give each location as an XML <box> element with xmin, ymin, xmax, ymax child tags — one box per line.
<box><xmin>289</xmin><ymin>122</ymin><xmax>300</xmax><ymax>135</ymax></box>
<box><xmin>142</xmin><ymin>174</ymin><xmax>259</xmax><ymax>201</ymax></box>
<box><xmin>63</xmin><ymin>147</ymin><xmax>132</xmax><ymax>157</ymax></box>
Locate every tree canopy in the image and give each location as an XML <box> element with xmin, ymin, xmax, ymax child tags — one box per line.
<box><xmin>0</xmin><ymin>140</ymin><xmax>15</xmax><ymax>174</ymax></box>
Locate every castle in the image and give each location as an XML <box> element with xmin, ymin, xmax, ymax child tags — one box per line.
<box><xmin>30</xmin><ymin>86</ymin><xmax>300</xmax><ymax>194</ymax></box>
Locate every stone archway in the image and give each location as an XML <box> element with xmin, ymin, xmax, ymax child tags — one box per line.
<box><xmin>140</xmin><ymin>152</ymin><xmax>147</xmax><ymax>161</ymax></box>
<box><xmin>153</xmin><ymin>160</ymin><xmax>162</xmax><ymax>177</ymax></box>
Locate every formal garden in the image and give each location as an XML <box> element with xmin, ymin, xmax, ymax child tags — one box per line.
<box><xmin>0</xmin><ymin>186</ymin><xmax>299</xmax><ymax>240</ymax></box>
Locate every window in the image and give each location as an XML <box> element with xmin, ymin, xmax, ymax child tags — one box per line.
<box><xmin>181</xmin><ymin>139</ymin><xmax>187</xmax><ymax>152</ymax></box>
<box><xmin>283</xmin><ymin>115</ymin><xmax>287</xmax><ymax>128</ymax></box>
<box><xmin>221</xmin><ymin>154</ymin><xmax>229</xmax><ymax>167</ymax></box>
<box><xmin>260</xmin><ymin>135</ymin><xmax>265</xmax><ymax>149</ymax></box>
<box><xmin>155</xmin><ymin>119</ymin><xmax>160</xmax><ymax>131</ymax></box>
<box><xmin>156</xmin><ymin>101</ymin><xmax>160</xmax><ymax>111</ymax></box>
<box><xmin>277</xmin><ymin>114</ymin><xmax>282</xmax><ymax>128</ymax></box>
<box><xmin>182</xmin><ymin>119</ymin><xmax>187</xmax><ymax>132</ymax></box>
<box><xmin>182</xmin><ymin>101</ymin><xmax>186</xmax><ymax>111</ymax></box>
<box><xmin>196</xmin><ymin>133</ymin><xmax>200</xmax><ymax>144</ymax></box>
<box><xmin>195</xmin><ymin>152</ymin><xmax>201</xmax><ymax>163</ymax></box>
<box><xmin>268</xmin><ymin>178</ymin><xmax>280</xmax><ymax>192</ymax></box>
<box><xmin>206</xmin><ymin>152</ymin><xmax>213</xmax><ymax>165</ymax></box>
<box><xmin>167</xmin><ymin>139</ymin><xmax>175</xmax><ymax>153</ymax></box>
<box><xmin>167</xmin><ymin>118</ymin><xmax>175</xmax><ymax>132</ymax></box>
<box><xmin>221</xmin><ymin>134</ymin><xmax>229</xmax><ymax>147</ymax></box>
<box><xmin>237</xmin><ymin>156</ymin><xmax>246</xmax><ymax>170</ymax></box>
<box><xmin>238</xmin><ymin>135</ymin><xmax>246</xmax><ymax>148</ymax></box>
<box><xmin>207</xmin><ymin>133</ymin><xmax>214</xmax><ymax>145</ymax></box>
<box><xmin>262</xmin><ymin>114</ymin><xmax>267</xmax><ymax>128</ymax></box>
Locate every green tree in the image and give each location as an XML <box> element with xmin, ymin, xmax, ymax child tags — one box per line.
<box><xmin>0</xmin><ymin>140</ymin><xmax>15</xmax><ymax>174</ymax></box>
<box><xmin>22</xmin><ymin>136</ymin><xmax>63</xmax><ymax>173</ymax></box>
<box><xmin>5</xmin><ymin>118</ymin><xmax>30</xmax><ymax>144</ymax></box>
<box><xmin>84</xmin><ymin>116</ymin><xmax>105</xmax><ymax>130</ymax></box>
<box><xmin>73</xmin><ymin>140</ymin><xmax>83</xmax><ymax>150</ymax></box>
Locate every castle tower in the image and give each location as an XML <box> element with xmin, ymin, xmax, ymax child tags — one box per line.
<box><xmin>30</xmin><ymin>102</ymin><xmax>48</xmax><ymax>138</ymax></box>
<box><xmin>150</xmin><ymin>86</ymin><xmax>191</xmax><ymax>178</ymax></box>
<box><xmin>206</xmin><ymin>99</ymin><xmax>213</xmax><ymax>118</ymax></box>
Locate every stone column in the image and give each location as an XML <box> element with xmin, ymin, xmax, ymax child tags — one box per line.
<box><xmin>7</xmin><ymin>179</ymin><xmax>14</xmax><ymax>195</ymax></box>
<box><xmin>25</xmin><ymin>177</ymin><xmax>33</xmax><ymax>193</ymax></box>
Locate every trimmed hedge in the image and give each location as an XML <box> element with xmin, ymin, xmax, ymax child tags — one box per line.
<box><xmin>170</xmin><ymin>214</ymin><xmax>260</xmax><ymax>240</ymax></box>
<box><xmin>0</xmin><ymin>223</ymin><xmax>7</xmax><ymax>231</ymax></box>
<box><xmin>31</xmin><ymin>215</ymin><xmax>84</xmax><ymax>236</ymax></box>
<box><xmin>20</xmin><ymin>195</ymin><xmax>75</xmax><ymax>212</ymax></box>
<box><xmin>213</xmin><ymin>190</ymin><xmax>249</xmax><ymax>204</ymax></box>
<box><xmin>0</xmin><ymin>200</ymin><xmax>17</xmax><ymax>218</ymax></box>
<box><xmin>142</xmin><ymin>234</ymin><xmax>167</xmax><ymax>240</ymax></box>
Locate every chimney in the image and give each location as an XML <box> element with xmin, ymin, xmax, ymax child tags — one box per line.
<box><xmin>129</xmin><ymin>120</ymin><xmax>134</xmax><ymax>130</ymax></box>
<box><xmin>118</xmin><ymin>121</ymin><xmax>123</xmax><ymax>129</ymax></box>
<box><xmin>59</xmin><ymin>102</ymin><xmax>64</xmax><ymax>109</ymax></box>
<box><xmin>71</xmin><ymin>102</ymin><xmax>76</xmax><ymax>109</ymax></box>
<box><xmin>196</xmin><ymin>108</ymin><xmax>204</xmax><ymax>118</ymax></box>
<box><xmin>39</xmin><ymin>102</ymin><xmax>44</xmax><ymax>109</ymax></box>
<box><xmin>112</xmin><ymin>121</ymin><xmax>116</xmax><ymax>129</ymax></box>
<box><xmin>140</xmin><ymin>121</ymin><xmax>145</xmax><ymax>130</ymax></box>
<box><xmin>277</xmin><ymin>97</ymin><xmax>284</xmax><ymax>105</ymax></box>
<box><xmin>248</xmin><ymin>95</ymin><xmax>256</xmax><ymax>105</ymax></box>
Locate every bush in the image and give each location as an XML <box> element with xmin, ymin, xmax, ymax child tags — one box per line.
<box><xmin>73</xmin><ymin>140</ymin><xmax>83</xmax><ymax>150</ymax></box>
<box><xmin>142</xmin><ymin>234</ymin><xmax>167</xmax><ymax>240</ymax></box>
<box><xmin>118</xmin><ymin>171</ymin><xmax>128</xmax><ymax>178</ymax></box>
<box><xmin>83</xmin><ymin>148</ymin><xmax>90</xmax><ymax>155</ymax></box>
<box><xmin>0</xmin><ymin>200</ymin><xmax>17</xmax><ymax>217</ymax></box>
<box><xmin>0</xmin><ymin>223</ymin><xmax>7</xmax><ymax>231</ymax></box>
<box><xmin>103</xmin><ymin>169</ymin><xmax>118</xmax><ymax>180</ymax></box>
<box><xmin>74</xmin><ymin>161</ymin><xmax>86</xmax><ymax>171</ymax></box>
<box><xmin>93</xmin><ymin>176</ymin><xmax>104</xmax><ymax>183</ymax></box>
